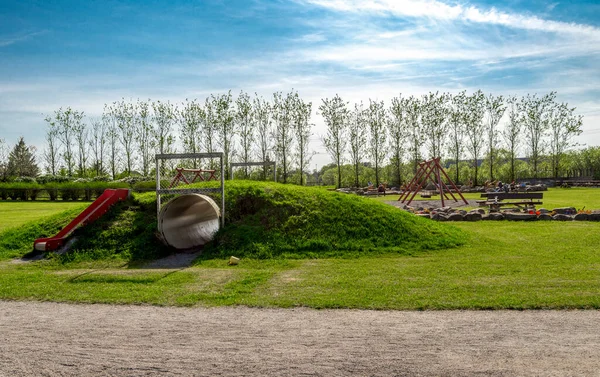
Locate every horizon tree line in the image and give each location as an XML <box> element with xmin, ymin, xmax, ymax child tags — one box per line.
<box><xmin>0</xmin><ymin>89</ymin><xmax>586</xmax><ymax>188</ymax></box>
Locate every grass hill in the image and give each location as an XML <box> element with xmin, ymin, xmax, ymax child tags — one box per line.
<box><xmin>0</xmin><ymin>181</ymin><xmax>466</xmax><ymax>262</ymax></box>
<box><xmin>204</xmin><ymin>181</ymin><xmax>465</xmax><ymax>259</ymax></box>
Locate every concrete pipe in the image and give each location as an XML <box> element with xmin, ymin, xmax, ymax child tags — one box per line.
<box><xmin>158</xmin><ymin>194</ymin><xmax>221</xmax><ymax>250</ymax></box>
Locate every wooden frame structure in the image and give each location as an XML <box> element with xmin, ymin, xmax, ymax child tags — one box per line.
<box><xmin>168</xmin><ymin>167</ymin><xmax>218</xmax><ymax>188</ymax></box>
<box><xmin>156</xmin><ymin>152</ymin><xmax>225</xmax><ymax>227</ymax></box>
<box><xmin>398</xmin><ymin>157</ymin><xmax>468</xmax><ymax>207</ymax></box>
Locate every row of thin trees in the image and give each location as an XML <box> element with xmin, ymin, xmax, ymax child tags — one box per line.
<box><xmin>41</xmin><ymin>89</ymin><xmax>583</xmax><ymax>186</ymax></box>
<box><xmin>43</xmin><ymin>91</ymin><xmax>311</xmax><ymax>183</ymax></box>
<box><xmin>320</xmin><ymin>91</ymin><xmax>583</xmax><ymax>188</ymax></box>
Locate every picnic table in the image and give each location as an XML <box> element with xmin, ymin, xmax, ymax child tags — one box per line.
<box><xmin>478</xmin><ymin>192</ymin><xmax>543</xmax><ymax>211</ymax></box>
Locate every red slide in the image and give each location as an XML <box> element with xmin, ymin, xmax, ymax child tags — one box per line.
<box><xmin>33</xmin><ymin>189</ymin><xmax>130</xmax><ymax>252</ymax></box>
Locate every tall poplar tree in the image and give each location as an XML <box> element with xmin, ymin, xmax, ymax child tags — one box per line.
<box><xmin>320</xmin><ymin>94</ymin><xmax>348</xmax><ymax>188</ymax></box>
<box><xmin>388</xmin><ymin>95</ymin><xmax>408</xmax><ymax>187</ymax></box>
<box><xmin>272</xmin><ymin>91</ymin><xmax>294</xmax><ymax>183</ymax></box>
<box><xmin>367</xmin><ymin>99</ymin><xmax>387</xmax><ymax>186</ymax></box>
<box><xmin>348</xmin><ymin>103</ymin><xmax>367</xmax><ymax>187</ymax></box>
<box><xmin>484</xmin><ymin>93</ymin><xmax>505</xmax><ymax>181</ymax></box>
<box><xmin>464</xmin><ymin>90</ymin><xmax>486</xmax><ymax>186</ymax></box>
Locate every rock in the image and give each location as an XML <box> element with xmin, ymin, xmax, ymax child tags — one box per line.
<box><xmin>552</xmin><ymin>214</ymin><xmax>573</xmax><ymax>221</ymax></box>
<box><xmin>432</xmin><ymin>213</ymin><xmax>448</xmax><ymax>221</ymax></box>
<box><xmin>537</xmin><ymin>213</ymin><xmax>553</xmax><ymax>221</ymax></box>
<box><xmin>447</xmin><ymin>213</ymin><xmax>464</xmax><ymax>221</ymax></box>
<box><xmin>528</xmin><ymin>184</ymin><xmax>547</xmax><ymax>191</ymax></box>
<box><xmin>574</xmin><ymin>213</ymin><xmax>589</xmax><ymax>221</ymax></box>
<box><xmin>552</xmin><ymin>207</ymin><xmax>576</xmax><ymax>215</ymax></box>
<box><xmin>458</xmin><ymin>210</ymin><xmax>467</xmax><ymax>216</ymax></box>
<box><xmin>588</xmin><ymin>213</ymin><xmax>600</xmax><ymax>221</ymax></box>
<box><xmin>483</xmin><ymin>213</ymin><xmax>504</xmax><ymax>221</ymax></box>
<box><xmin>475</xmin><ymin>208</ymin><xmax>486</xmax><ymax>215</ymax></box>
<box><xmin>504</xmin><ymin>213</ymin><xmax>537</xmax><ymax>221</ymax></box>
<box><xmin>538</xmin><ymin>208</ymin><xmax>550</xmax><ymax>214</ymax></box>
<box><xmin>464</xmin><ymin>212</ymin><xmax>482</xmax><ymax>222</ymax></box>
<box><xmin>416</xmin><ymin>213</ymin><xmax>431</xmax><ymax>219</ymax></box>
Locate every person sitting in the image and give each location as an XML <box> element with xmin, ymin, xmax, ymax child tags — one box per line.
<box><xmin>496</xmin><ymin>181</ymin><xmax>503</xmax><ymax>192</ymax></box>
<box><xmin>377</xmin><ymin>183</ymin><xmax>386</xmax><ymax>196</ymax></box>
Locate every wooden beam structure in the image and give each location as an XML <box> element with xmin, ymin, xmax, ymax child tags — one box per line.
<box><xmin>398</xmin><ymin>157</ymin><xmax>468</xmax><ymax>207</ymax></box>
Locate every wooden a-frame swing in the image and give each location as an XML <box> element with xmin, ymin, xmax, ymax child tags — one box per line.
<box><xmin>398</xmin><ymin>157</ymin><xmax>468</xmax><ymax>207</ymax></box>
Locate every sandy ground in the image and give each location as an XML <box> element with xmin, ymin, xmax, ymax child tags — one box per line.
<box><xmin>386</xmin><ymin>199</ymin><xmax>482</xmax><ymax>209</ymax></box>
<box><xmin>1</xmin><ymin>302</ymin><xmax>599</xmax><ymax>376</ymax></box>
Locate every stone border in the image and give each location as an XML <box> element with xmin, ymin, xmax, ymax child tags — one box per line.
<box><xmin>400</xmin><ymin>205</ymin><xmax>600</xmax><ymax>222</ymax></box>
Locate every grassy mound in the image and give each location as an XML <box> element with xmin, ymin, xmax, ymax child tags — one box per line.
<box><xmin>55</xmin><ymin>193</ymin><xmax>170</xmax><ymax>263</ymax></box>
<box><xmin>1</xmin><ymin>181</ymin><xmax>466</xmax><ymax>262</ymax></box>
<box><xmin>203</xmin><ymin>181</ymin><xmax>466</xmax><ymax>259</ymax></box>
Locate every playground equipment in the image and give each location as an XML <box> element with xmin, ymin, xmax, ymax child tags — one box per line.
<box><xmin>157</xmin><ymin>193</ymin><xmax>221</xmax><ymax>249</ymax></box>
<box><xmin>33</xmin><ymin>153</ymin><xmax>225</xmax><ymax>253</ymax></box>
<box><xmin>156</xmin><ymin>152</ymin><xmax>225</xmax><ymax>250</ymax></box>
<box><xmin>33</xmin><ymin>189</ymin><xmax>130</xmax><ymax>252</ymax></box>
<box><xmin>169</xmin><ymin>167</ymin><xmax>218</xmax><ymax>187</ymax></box>
<box><xmin>398</xmin><ymin>157</ymin><xmax>468</xmax><ymax>207</ymax></box>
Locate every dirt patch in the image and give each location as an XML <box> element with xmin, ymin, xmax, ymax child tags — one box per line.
<box><xmin>386</xmin><ymin>199</ymin><xmax>481</xmax><ymax>209</ymax></box>
<box><xmin>1</xmin><ymin>301</ymin><xmax>599</xmax><ymax>376</ymax></box>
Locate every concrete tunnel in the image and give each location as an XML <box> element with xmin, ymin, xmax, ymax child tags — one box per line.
<box><xmin>158</xmin><ymin>194</ymin><xmax>221</xmax><ymax>250</ymax></box>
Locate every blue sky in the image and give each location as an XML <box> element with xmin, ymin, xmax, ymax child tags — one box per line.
<box><xmin>1</xmin><ymin>0</ymin><xmax>599</xmax><ymax>168</ymax></box>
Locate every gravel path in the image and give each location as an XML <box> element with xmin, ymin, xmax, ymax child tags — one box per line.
<box><xmin>1</xmin><ymin>302</ymin><xmax>599</xmax><ymax>376</ymax></box>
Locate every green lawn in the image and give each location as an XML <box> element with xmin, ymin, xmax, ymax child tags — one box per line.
<box><xmin>1</xmin><ymin>188</ymin><xmax>599</xmax><ymax>309</ymax></box>
<box><xmin>0</xmin><ymin>202</ymin><xmax>88</xmax><ymax>232</ymax></box>
<box><xmin>1</xmin><ymin>220</ymin><xmax>599</xmax><ymax>309</ymax></box>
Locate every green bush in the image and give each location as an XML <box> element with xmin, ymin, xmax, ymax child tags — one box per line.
<box><xmin>36</xmin><ymin>175</ymin><xmax>71</xmax><ymax>184</ymax></box>
<box><xmin>0</xmin><ymin>181</ymin><xmax>133</xmax><ymax>201</ymax></box>
<box><xmin>13</xmin><ymin>176</ymin><xmax>37</xmax><ymax>184</ymax></box>
<box><xmin>28</xmin><ymin>188</ymin><xmax>41</xmax><ymax>201</ymax></box>
<box><xmin>132</xmin><ymin>180</ymin><xmax>156</xmax><ymax>191</ymax></box>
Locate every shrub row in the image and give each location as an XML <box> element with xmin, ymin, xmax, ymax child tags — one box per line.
<box><xmin>0</xmin><ymin>181</ymin><xmax>156</xmax><ymax>201</ymax></box>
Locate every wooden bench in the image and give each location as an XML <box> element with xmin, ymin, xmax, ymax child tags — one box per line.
<box><xmin>479</xmin><ymin>192</ymin><xmax>543</xmax><ymax>211</ymax></box>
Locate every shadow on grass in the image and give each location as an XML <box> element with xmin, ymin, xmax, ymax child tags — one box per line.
<box><xmin>69</xmin><ymin>269</ymin><xmax>180</xmax><ymax>284</ymax></box>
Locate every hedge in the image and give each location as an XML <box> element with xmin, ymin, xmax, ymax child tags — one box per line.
<box><xmin>0</xmin><ymin>181</ymin><xmax>157</xmax><ymax>201</ymax></box>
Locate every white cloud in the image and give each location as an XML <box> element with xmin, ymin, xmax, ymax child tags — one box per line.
<box><xmin>301</xmin><ymin>0</ymin><xmax>600</xmax><ymax>38</ymax></box>
<box><xmin>0</xmin><ymin>31</ymin><xmax>46</xmax><ymax>47</ymax></box>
